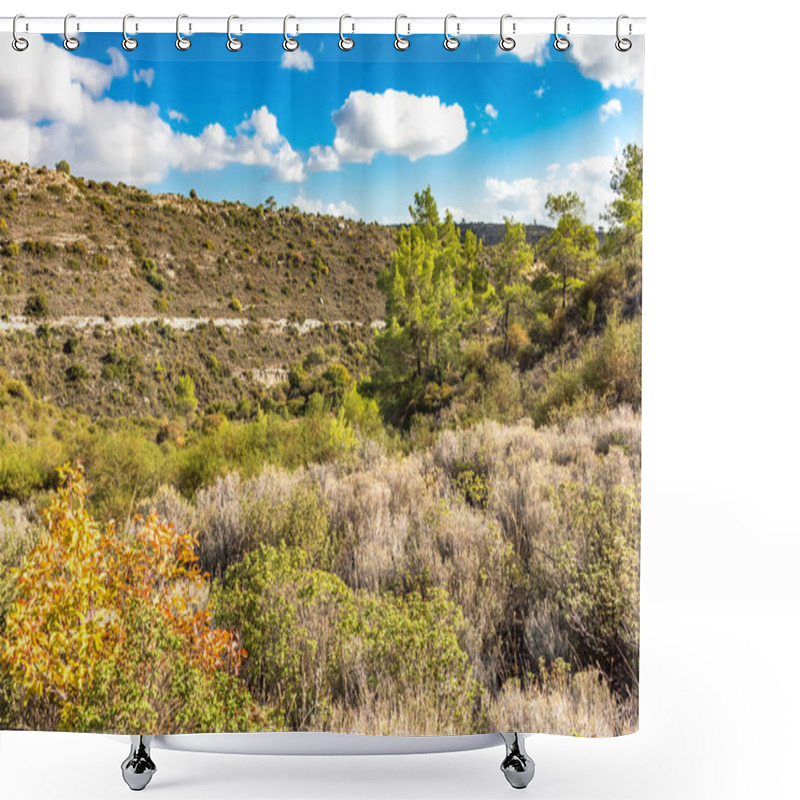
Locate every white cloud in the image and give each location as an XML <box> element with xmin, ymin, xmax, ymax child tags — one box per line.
<box><xmin>281</xmin><ymin>49</ymin><xmax>314</xmax><ymax>72</ymax></box>
<box><xmin>330</xmin><ymin>89</ymin><xmax>467</xmax><ymax>164</ymax></box>
<box><xmin>168</xmin><ymin>109</ymin><xmax>188</xmax><ymax>123</ymax></box>
<box><xmin>469</xmin><ymin>121</ymin><xmax>477</xmax><ymax>129</ymax></box>
<box><xmin>0</xmin><ymin>34</ymin><xmax>304</xmax><ymax>185</ymax></box>
<box><xmin>292</xmin><ymin>193</ymin><xmax>358</xmax><ymax>219</ymax></box>
<box><xmin>481</xmin><ymin>127</ymin><xmax>489</xmax><ymax>136</ymax></box>
<box><xmin>599</xmin><ymin>98</ymin><xmax>622</xmax><ymax>123</ymax></box>
<box><xmin>510</xmin><ymin>36</ymin><xmax>549</xmax><ymax>66</ymax></box>
<box><xmin>568</xmin><ymin>36</ymin><xmax>644</xmax><ymax>91</ymax></box>
<box><xmin>306</xmin><ymin>145</ymin><xmax>340</xmax><ymax>172</ymax></box>
<box><xmin>534</xmin><ymin>85</ymin><xmax>546</xmax><ymax>99</ymax></box>
<box><xmin>484</xmin><ymin>155</ymin><xmax>616</xmax><ymax>225</ymax></box>
<box><xmin>485</xmin><ymin>103</ymin><xmax>498</xmax><ymax>120</ymax></box>
<box><xmin>0</xmin><ymin>35</ymin><xmax>127</xmax><ymax>126</ymax></box>
<box><xmin>133</xmin><ymin>68</ymin><xmax>154</xmax><ymax>89</ymax></box>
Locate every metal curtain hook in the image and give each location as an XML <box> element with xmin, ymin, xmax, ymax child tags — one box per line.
<box><xmin>499</xmin><ymin>13</ymin><xmax>515</xmax><ymax>51</ymax></box>
<box><xmin>444</xmin><ymin>14</ymin><xmax>460</xmax><ymax>51</ymax></box>
<box><xmin>63</xmin><ymin>13</ymin><xmax>79</xmax><ymax>50</ymax></box>
<box><xmin>283</xmin><ymin>15</ymin><xmax>299</xmax><ymax>51</ymax></box>
<box><xmin>553</xmin><ymin>14</ymin><xmax>570</xmax><ymax>51</ymax></box>
<box><xmin>176</xmin><ymin>14</ymin><xmax>191</xmax><ymax>50</ymax></box>
<box><xmin>122</xmin><ymin>14</ymin><xmax>138</xmax><ymax>51</ymax></box>
<box><xmin>339</xmin><ymin>14</ymin><xmax>355</xmax><ymax>50</ymax></box>
<box><xmin>394</xmin><ymin>15</ymin><xmax>410</xmax><ymax>50</ymax></box>
<box><xmin>227</xmin><ymin>15</ymin><xmax>242</xmax><ymax>51</ymax></box>
<box><xmin>615</xmin><ymin>14</ymin><xmax>632</xmax><ymax>51</ymax></box>
<box><xmin>12</xmin><ymin>14</ymin><xmax>29</xmax><ymax>51</ymax></box>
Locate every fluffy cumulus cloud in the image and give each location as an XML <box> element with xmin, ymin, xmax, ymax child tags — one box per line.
<box><xmin>568</xmin><ymin>36</ymin><xmax>645</xmax><ymax>91</ymax></box>
<box><xmin>485</xmin><ymin>103</ymin><xmax>498</xmax><ymax>120</ymax></box>
<box><xmin>0</xmin><ymin>34</ymin><xmax>304</xmax><ymax>185</ymax></box>
<box><xmin>292</xmin><ymin>193</ymin><xmax>358</xmax><ymax>219</ymax></box>
<box><xmin>329</xmin><ymin>89</ymin><xmax>467</xmax><ymax>164</ymax></box>
<box><xmin>167</xmin><ymin>109</ymin><xmax>188</xmax><ymax>123</ymax></box>
<box><xmin>281</xmin><ymin>49</ymin><xmax>314</xmax><ymax>72</ymax></box>
<box><xmin>306</xmin><ymin>145</ymin><xmax>340</xmax><ymax>173</ymax></box>
<box><xmin>133</xmin><ymin>68</ymin><xmax>155</xmax><ymax>88</ymax></box>
<box><xmin>599</xmin><ymin>98</ymin><xmax>622</xmax><ymax>122</ymax></box>
<box><xmin>484</xmin><ymin>155</ymin><xmax>616</xmax><ymax>224</ymax></box>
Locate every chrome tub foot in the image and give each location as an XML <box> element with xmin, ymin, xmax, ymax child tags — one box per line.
<box><xmin>121</xmin><ymin>735</ymin><xmax>156</xmax><ymax>791</ymax></box>
<box><xmin>500</xmin><ymin>733</ymin><xmax>535</xmax><ymax>789</ymax></box>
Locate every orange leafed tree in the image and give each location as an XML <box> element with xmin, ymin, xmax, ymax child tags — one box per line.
<box><xmin>0</xmin><ymin>464</ymin><xmax>262</xmax><ymax>732</ymax></box>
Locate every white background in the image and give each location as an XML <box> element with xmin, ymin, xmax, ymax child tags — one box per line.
<box><xmin>2</xmin><ymin>1</ymin><xmax>799</xmax><ymax>798</ymax></box>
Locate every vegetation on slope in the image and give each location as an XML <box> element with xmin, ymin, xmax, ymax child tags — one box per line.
<box><xmin>0</xmin><ymin>143</ymin><xmax>643</xmax><ymax>735</ymax></box>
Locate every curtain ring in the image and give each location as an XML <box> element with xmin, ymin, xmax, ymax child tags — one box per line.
<box><xmin>499</xmin><ymin>14</ymin><xmax>515</xmax><ymax>51</ymax></box>
<box><xmin>122</xmin><ymin>14</ymin><xmax>138</xmax><ymax>51</ymax></box>
<box><xmin>63</xmin><ymin>13</ymin><xmax>80</xmax><ymax>51</ymax></box>
<box><xmin>227</xmin><ymin>15</ymin><xmax>243</xmax><ymax>51</ymax></box>
<box><xmin>176</xmin><ymin>14</ymin><xmax>191</xmax><ymax>50</ymax></box>
<box><xmin>615</xmin><ymin>14</ymin><xmax>632</xmax><ymax>51</ymax></box>
<box><xmin>12</xmin><ymin>14</ymin><xmax>29</xmax><ymax>52</ymax></box>
<box><xmin>283</xmin><ymin>15</ymin><xmax>299</xmax><ymax>51</ymax></box>
<box><xmin>443</xmin><ymin>14</ymin><xmax>460</xmax><ymax>51</ymax></box>
<box><xmin>394</xmin><ymin>15</ymin><xmax>410</xmax><ymax>51</ymax></box>
<box><xmin>339</xmin><ymin>14</ymin><xmax>355</xmax><ymax>50</ymax></box>
<box><xmin>553</xmin><ymin>14</ymin><xmax>570</xmax><ymax>51</ymax></box>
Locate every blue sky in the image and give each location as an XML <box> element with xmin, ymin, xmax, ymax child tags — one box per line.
<box><xmin>0</xmin><ymin>32</ymin><xmax>643</xmax><ymax>224</ymax></box>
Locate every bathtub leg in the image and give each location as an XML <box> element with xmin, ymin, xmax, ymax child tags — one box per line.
<box><xmin>500</xmin><ymin>733</ymin><xmax>535</xmax><ymax>789</ymax></box>
<box><xmin>121</xmin><ymin>735</ymin><xmax>157</xmax><ymax>791</ymax></box>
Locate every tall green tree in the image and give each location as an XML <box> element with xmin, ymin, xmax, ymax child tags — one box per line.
<box><xmin>538</xmin><ymin>192</ymin><xmax>598</xmax><ymax>309</ymax></box>
<box><xmin>602</xmin><ymin>143</ymin><xmax>643</xmax><ymax>266</ymax></box>
<box><xmin>492</xmin><ymin>219</ymin><xmax>534</xmax><ymax>357</ymax></box>
<box><xmin>374</xmin><ymin>188</ymin><xmax>469</xmax><ymax>420</ymax></box>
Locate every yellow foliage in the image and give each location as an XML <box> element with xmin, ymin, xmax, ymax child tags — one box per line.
<box><xmin>0</xmin><ymin>464</ymin><xmax>245</xmax><ymax>727</ymax></box>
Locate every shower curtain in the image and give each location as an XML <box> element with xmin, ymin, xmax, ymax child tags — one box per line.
<box><xmin>0</xmin><ymin>24</ymin><xmax>643</xmax><ymax>738</ymax></box>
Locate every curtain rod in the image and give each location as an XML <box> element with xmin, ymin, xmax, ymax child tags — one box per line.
<box><xmin>0</xmin><ymin>16</ymin><xmax>645</xmax><ymax>36</ymax></box>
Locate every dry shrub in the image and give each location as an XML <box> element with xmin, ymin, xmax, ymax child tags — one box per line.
<box><xmin>486</xmin><ymin>661</ymin><xmax>637</xmax><ymax>737</ymax></box>
<box><xmin>319</xmin><ymin>457</ymin><xmax>510</xmax><ymax>688</ymax></box>
<box><xmin>127</xmin><ymin>408</ymin><xmax>639</xmax><ymax>727</ymax></box>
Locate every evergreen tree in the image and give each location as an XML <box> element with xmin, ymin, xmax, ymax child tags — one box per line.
<box><xmin>374</xmin><ymin>188</ymin><xmax>470</xmax><ymax>422</ymax></box>
<box><xmin>538</xmin><ymin>192</ymin><xmax>598</xmax><ymax>309</ymax></box>
<box><xmin>602</xmin><ymin>143</ymin><xmax>643</xmax><ymax>267</ymax></box>
<box><xmin>491</xmin><ymin>219</ymin><xmax>534</xmax><ymax>357</ymax></box>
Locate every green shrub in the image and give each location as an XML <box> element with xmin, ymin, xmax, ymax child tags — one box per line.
<box><xmin>532</xmin><ymin>313</ymin><xmax>641</xmax><ymax>425</ymax></box>
<box><xmin>24</xmin><ymin>290</ymin><xmax>49</xmax><ymax>319</ymax></box>
<box><xmin>175</xmin><ymin>375</ymin><xmax>198</xmax><ymax>417</ymax></box>
<box><xmin>55</xmin><ymin>160</ymin><xmax>71</xmax><ymax>175</ymax></box>
<box><xmin>216</xmin><ymin>542</ymin><xmax>478</xmax><ymax>732</ymax></box>
<box><xmin>313</xmin><ymin>253</ymin><xmax>328</xmax><ymax>275</ymax></box>
<box><xmin>2</xmin><ymin>241</ymin><xmax>19</xmax><ymax>258</ymax></box>
<box><xmin>553</xmin><ymin>482</ymin><xmax>640</xmax><ymax>691</ymax></box>
<box><xmin>65</xmin><ymin>363</ymin><xmax>90</xmax><ymax>383</ymax></box>
<box><xmin>22</xmin><ymin>239</ymin><xmax>56</xmax><ymax>257</ymax></box>
<box><xmin>142</xmin><ymin>258</ymin><xmax>165</xmax><ymax>291</ymax></box>
<box><xmin>65</xmin><ymin>240</ymin><xmax>87</xmax><ymax>257</ymax></box>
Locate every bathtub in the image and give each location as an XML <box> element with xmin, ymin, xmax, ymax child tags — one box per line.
<box><xmin>117</xmin><ymin>731</ymin><xmax>535</xmax><ymax>791</ymax></box>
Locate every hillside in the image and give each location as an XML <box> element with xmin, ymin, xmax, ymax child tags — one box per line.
<box><xmin>0</xmin><ymin>160</ymin><xmax>403</xmax><ymax>417</ymax></box>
